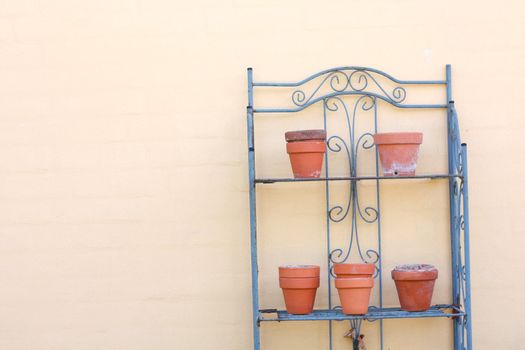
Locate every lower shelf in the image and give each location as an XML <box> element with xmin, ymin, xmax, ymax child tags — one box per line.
<box><xmin>259</xmin><ymin>304</ymin><xmax>465</xmax><ymax>322</ymax></box>
<box><xmin>255</xmin><ymin>174</ymin><xmax>460</xmax><ymax>184</ymax></box>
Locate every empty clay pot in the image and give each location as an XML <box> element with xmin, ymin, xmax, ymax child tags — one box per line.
<box><xmin>391</xmin><ymin>264</ymin><xmax>438</xmax><ymax>312</ymax></box>
<box><xmin>333</xmin><ymin>263</ymin><xmax>375</xmax><ymax>278</ymax></box>
<box><xmin>285</xmin><ymin>130</ymin><xmax>326</xmax><ymax>178</ymax></box>
<box><xmin>279</xmin><ymin>277</ymin><xmax>320</xmax><ymax>314</ymax></box>
<box><xmin>335</xmin><ymin>277</ymin><xmax>374</xmax><ymax>315</ymax></box>
<box><xmin>373</xmin><ymin>132</ymin><xmax>423</xmax><ymax>176</ymax></box>
<box><xmin>279</xmin><ymin>265</ymin><xmax>320</xmax><ymax>315</ymax></box>
<box><xmin>279</xmin><ymin>265</ymin><xmax>320</xmax><ymax>278</ymax></box>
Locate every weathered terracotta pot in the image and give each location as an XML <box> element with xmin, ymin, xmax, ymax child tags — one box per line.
<box><xmin>333</xmin><ymin>263</ymin><xmax>375</xmax><ymax>278</ymax></box>
<box><xmin>373</xmin><ymin>132</ymin><xmax>423</xmax><ymax>176</ymax></box>
<box><xmin>279</xmin><ymin>265</ymin><xmax>320</xmax><ymax>315</ymax></box>
<box><xmin>391</xmin><ymin>264</ymin><xmax>438</xmax><ymax>312</ymax></box>
<box><xmin>285</xmin><ymin>130</ymin><xmax>326</xmax><ymax>178</ymax></box>
<box><xmin>335</xmin><ymin>277</ymin><xmax>374</xmax><ymax>315</ymax></box>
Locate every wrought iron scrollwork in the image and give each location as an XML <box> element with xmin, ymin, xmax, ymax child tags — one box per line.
<box><xmin>449</xmin><ymin>102</ymin><xmax>464</xmax><ymax>176</ymax></box>
<box><xmin>324</xmin><ymin>95</ymin><xmax>380</xmax><ymax>277</ymax></box>
<box><xmin>449</xmin><ymin>101</ymin><xmax>471</xmax><ymax>350</ymax></box>
<box><xmin>292</xmin><ymin>69</ymin><xmax>407</xmax><ymax>108</ymax></box>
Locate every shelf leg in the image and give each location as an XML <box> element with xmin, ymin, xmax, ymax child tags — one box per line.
<box><xmin>248</xmin><ymin>108</ymin><xmax>260</xmax><ymax>350</ymax></box>
<box><xmin>446</xmin><ymin>65</ymin><xmax>462</xmax><ymax>350</ymax></box>
<box><xmin>247</xmin><ymin>68</ymin><xmax>260</xmax><ymax>350</ymax></box>
<box><xmin>461</xmin><ymin>144</ymin><xmax>473</xmax><ymax>350</ymax></box>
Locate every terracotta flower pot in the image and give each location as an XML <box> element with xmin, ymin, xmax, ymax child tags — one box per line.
<box><xmin>333</xmin><ymin>263</ymin><xmax>375</xmax><ymax>278</ymax></box>
<box><xmin>279</xmin><ymin>265</ymin><xmax>320</xmax><ymax>315</ymax></box>
<box><xmin>335</xmin><ymin>277</ymin><xmax>374</xmax><ymax>315</ymax></box>
<box><xmin>285</xmin><ymin>130</ymin><xmax>326</xmax><ymax>178</ymax></box>
<box><xmin>373</xmin><ymin>132</ymin><xmax>423</xmax><ymax>176</ymax></box>
<box><xmin>391</xmin><ymin>264</ymin><xmax>438</xmax><ymax>312</ymax></box>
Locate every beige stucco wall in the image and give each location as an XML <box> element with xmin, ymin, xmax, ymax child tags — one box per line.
<box><xmin>0</xmin><ymin>0</ymin><xmax>524</xmax><ymax>349</ymax></box>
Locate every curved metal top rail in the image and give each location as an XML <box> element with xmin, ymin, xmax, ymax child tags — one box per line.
<box><xmin>248</xmin><ymin>66</ymin><xmax>450</xmax><ymax>112</ymax></box>
<box><xmin>252</xmin><ymin>66</ymin><xmax>446</xmax><ymax>87</ymax></box>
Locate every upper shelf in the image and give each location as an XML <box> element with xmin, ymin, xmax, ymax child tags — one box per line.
<box><xmin>258</xmin><ymin>304</ymin><xmax>465</xmax><ymax>322</ymax></box>
<box><xmin>255</xmin><ymin>174</ymin><xmax>461</xmax><ymax>184</ymax></box>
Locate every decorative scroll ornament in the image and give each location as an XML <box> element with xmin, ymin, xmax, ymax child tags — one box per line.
<box><xmin>449</xmin><ymin>102</ymin><xmax>470</xmax><ymax>349</ymax></box>
<box><xmin>449</xmin><ymin>102</ymin><xmax>464</xmax><ymax>176</ymax></box>
<box><xmin>292</xmin><ymin>69</ymin><xmax>407</xmax><ymax>108</ymax></box>
<box><xmin>324</xmin><ymin>95</ymin><xmax>380</xmax><ymax>277</ymax></box>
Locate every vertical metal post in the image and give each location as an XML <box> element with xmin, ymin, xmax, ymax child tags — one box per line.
<box><xmin>247</xmin><ymin>68</ymin><xmax>260</xmax><ymax>350</ymax></box>
<box><xmin>323</xmin><ymin>101</ymin><xmax>333</xmax><ymax>350</ymax></box>
<box><xmin>461</xmin><ymin>144</ymin><xmax>473</xmax><ymax>350</ymax></box>
<box><xmin>373</xmin><ymin>99</ymin><xmax>384</xmax><ymax>350</ymax></box>
<box><xmin>446</xmin><ymin>65</ymin><xmax>461</xmax><ymax>350</ymax></box>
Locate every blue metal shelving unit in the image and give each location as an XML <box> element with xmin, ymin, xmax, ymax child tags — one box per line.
<box><xmin>247</xmin><ymin>65</ymin><xmax>472</xmax><ymax>349</ymax></box>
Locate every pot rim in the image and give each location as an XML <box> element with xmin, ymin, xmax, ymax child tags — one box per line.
<box><xmin>373</xmin><ymin>132</ymin><xmax>423</xmax><ymax>145</ymax></box>
<box><xmin>286</xmin><ymin>140</ymin><xmax>326</xmax><ymax>154</ymax></box>
<box><xmin>279</xmin><ymin>265</ymin><xmax>320</xmax><ymax>278</ymax></box>
<box><xmin>333</xmin><ymin>263</ymin><xmax>375</xmax><ymax>276</ymax></box>
<box><xmin>279</xmin><ymin>276</ymin><xmax>320</xmax><ymax>289</ymax></box>
<box><xmin>393</xmin><ymin>263</ymin><xmax>437</xmax><ymax>272</ymax></box>
<box><xmin>335</xmin><ymin>277</ymin><xmax>374</xmax><ymax>289</ymax></box>
<box><xmin>392</xmin><ymin>269</ymin><xmax>438</xmax><ymax>281</ymax></box>
<box><xmin>280</xmin><ymin>264</ymin><xmax>320</xmax><ymax>269</ymax></box>
<box><xmin>285</xmin><ymin>129</ymin><xmax>327</xmax><ymax>142</ymax></box>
